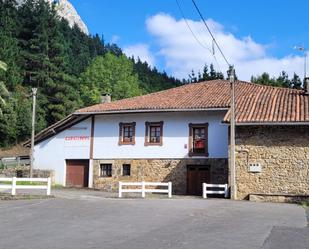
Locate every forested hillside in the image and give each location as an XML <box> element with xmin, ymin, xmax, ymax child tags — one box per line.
<box><xmin>0</xmin><ymin>0</ymin><xmax>182</xmax><ymax>147</ymax></box>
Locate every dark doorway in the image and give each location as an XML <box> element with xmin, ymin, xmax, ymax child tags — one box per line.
<box><xmin>187</xmin><ymin>165</ymin><xmax>210</xmax><ymax>195</ymax></box>
<box><xmin>66</xmin><ymin>160</ymin><xmax>89</xmax><ymax>187</ymax></box>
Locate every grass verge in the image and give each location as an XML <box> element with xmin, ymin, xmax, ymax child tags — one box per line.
<box><xmin>0</xmin><ymin>193</ymin><xmax>54</xmax><ymax>201</ymax></box>
<box><xmin>0</xmin><ymin>181</ymin><xmax>45</xmax><ymax>185</ymax></box>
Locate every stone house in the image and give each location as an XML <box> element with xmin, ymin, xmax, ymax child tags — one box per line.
<box><xmin>25</xmin><ymin>80</ymin><xmax>309</xmax><ymax>199</ymax></box>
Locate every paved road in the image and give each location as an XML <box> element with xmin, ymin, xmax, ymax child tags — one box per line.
<box><xmin>263</xmin><ymin>226</ymin><xmax>309</xmax><ymax>249</ymax></box>
<box><xmin>0</xmin><ymin>191</ymin><xmax>307</xmax><ymax>249</ymax></box>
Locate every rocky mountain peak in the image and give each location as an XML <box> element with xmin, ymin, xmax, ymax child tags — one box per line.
<box><xmin>51</xmin><ymin>0</ymin><xmax>88</xmax><ymax>34</ymax></box>
<box><xmin>17</xmin><ymin>0</ymin><xmax>89</xmax><ymax>34</ymax></box>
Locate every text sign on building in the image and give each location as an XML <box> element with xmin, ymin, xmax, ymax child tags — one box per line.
<box><xmin>65</xmin><ymin>136</ymin><xmax>90</xmax><ymax>141</ymax></box>
<box><xmin>64</xmin><ymin>127</ymin><xmax>90</xmax><ymax>147</ymax></box>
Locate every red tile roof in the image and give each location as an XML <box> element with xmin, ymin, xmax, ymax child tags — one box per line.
<box><xmin>77</xmin><ymin>80</ymin><xmax>230</xmax><ymax>113</ymax></box>
<box><xmin>76</xmin><ymin>80</ymin><xmax>309</xmax><ymax>124</ymax></box>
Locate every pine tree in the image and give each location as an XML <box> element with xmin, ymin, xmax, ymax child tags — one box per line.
<box><xmin>0</xmin><ymin>99</ymin><xmax>17</xmax><ymax>147</ymax></box>
<box><xmin>13</xmin><ymin>85</ymin><xmax>32</xmax><ymax>142</ymax></box>
<box><xmin>276</xmin><ymin>71</ymin><xmax>290</xmax><ymax>88</ymax></box>
<box><xmin>290</xmin><ymin>73</ymin><xmax>302</xmax><ymax>89</ymax></box>
<box><xmin>0</xmin><ymin>59</ymin><xmax>9</xmax><ymax>116</ymax></box>
<box><xmin>0</xmin><ymin>0</ymin><xmax>21</xmax><ymax>91</ymax></box>
<box><xmin>18</xmin><ymin>0</ymin><xmax>81</xmax><ymax>124</ymax></box>
<box><xmin>189</xmin><ymin>70</ymin><xmax>197</xmax><ymax>83</ymax></box>
<box><xmin>202</xmin><ymin>64</ymin><xmax>210</xmax><ymax>81</ymax></box>
<box><xmin>209</xmin><ymin>64</ymin><xmax>216</xmax><ymax>80</ymax></box>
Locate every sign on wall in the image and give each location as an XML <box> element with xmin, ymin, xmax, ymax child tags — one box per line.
<box><xmin>64</xmin><ymin>127</ymin><xmax>90</xmax><ymax>147</ymax></box>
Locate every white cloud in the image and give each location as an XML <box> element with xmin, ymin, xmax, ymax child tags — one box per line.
<box><xmin>145</xmin><ymin>13</ymin><xmax>304</xmax><ymax>81</ymax></box>
<box><xmin>123</xmin><ymin>44</ymin><xmax>155</xmax><ymax>66</ymax></box>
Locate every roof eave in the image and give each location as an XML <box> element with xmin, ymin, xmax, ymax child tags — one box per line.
<box><xmin>23</xmin><ymin>114</ymin><xmax>91</xmax><ymax>147</ymax></box>
<box><xmin>74</xmin><ymin>107</ymin><xmax>230</xmax><ymax>115</ymax></box>
<box><xmin>222</xmin><ymin>121</ymin><xmax>309</xmax><ymax>126</ymax></box>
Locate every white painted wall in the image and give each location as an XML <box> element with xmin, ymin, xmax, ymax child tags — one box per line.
<box><xmin>33</xmin><ymin>118</ymin><xmax>92</xmax><ymax>184</ymax></box>
<box><xmin>93</xmin><ymin>111</ymin><xmax>228</xmax><ymax>159</ymax></box>
<box><xmin>33</xmin><ymin>111</ymin><xmax>229</xmax><ymax>185</ymax></box>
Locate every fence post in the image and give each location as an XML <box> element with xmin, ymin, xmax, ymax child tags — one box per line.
<box><xmin>202</xmin><ymin>183</ymin><xmax>207</xmax><ymax>199</ymax></box>
<box><xmin>224</xmin><ymin>184</ymin><xmax>228</xmax><ymax>198</ymax></box>
<box><xmin>168</xmin><ymin>182</ymin><xmax>172</xmax><ymax>198</ymax></box>
<box><xmin>47</xmin><ymin>177</ymin><xmax>51</xmax><ymax>196</ymax></box>
<box><xmin>12</xmin><ymin>177</ymin><xmax>16</xmax><ymax>196</ymax></box>
<box><xmin>141</xmin><ymin>181</ymin><xmax>145</xmax><ymax>198</ymax></box>
<box><xmin>118</xmin><ymin>182</ymin><xmax>122</xmax><ymax>198</ymax></box>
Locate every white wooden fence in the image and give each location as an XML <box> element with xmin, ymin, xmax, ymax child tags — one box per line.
<box><xmin>119</xmin><ymin>181</ymin><xmax>172</xmax><ymax>198</ymax></box>
<box><xmin>202</xmin><ymin>183</ymin><xmax>228</xmax><ymax>199</ymax></box>
<box><xmin>0</xmin><ymin>177</ymin><xmax>51</xmax><ymax>196</ymax></box>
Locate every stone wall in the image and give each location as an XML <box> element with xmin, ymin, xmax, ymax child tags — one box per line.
<box><xmin>249</xmin><ymin>193</ymin><xmax>309</xmax><ymax>203</ymax></box>
<box><xmin>235</xmin><ymin>126</ymin><xmax>309</xmax><ymax>200</ymax></box>
<box><xmin>93</xmin><ymin>158</ymin><xmax>228</xmax><ymax>194</ymax></box>
<box><xmin>0</xmin><ymin>166</ymin><xmax>55</xmax><ymax>183</ymax></box>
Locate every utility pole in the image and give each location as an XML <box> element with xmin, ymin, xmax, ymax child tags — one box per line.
<box><xmin>228</xmin><ymin>66</ymin><xmax>236</xmax><ymax>200</ymax></box>
<box><xmin>30</xmin><ymin>88</ymin><xmax>37</xmax><ymax>178</ymax></box>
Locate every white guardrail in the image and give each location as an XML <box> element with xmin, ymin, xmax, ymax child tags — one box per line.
<box><xmin>202</xmin><ymin>183</ymin><xmax>228</xmax><ymax>199</ymax></box>
<box><xmin>0</xmin><ymin>177</ymin><xmax>51</xmax><ymax>196</ymax></box>
<box><xmin>119</xmin><ymin>181</ymin><xmax>172</xmax><ymax>198</ymax></box>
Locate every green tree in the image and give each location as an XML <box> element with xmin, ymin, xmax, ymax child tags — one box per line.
<box><xmin>0</xmin><ymin>60</ymin><xmax>9</xmax><ymax>115</ymax></box>
<box><xmin>13</xmin><ymin>85</ymin><xmax>32</xmax><ymax>142</ymax></box>
<box><xmin>276</xmin><ymin>71</ymin><xmax>290</xmax><ymax>88</ymax></box>
<box><xmin>0</xmin><ymin>0</ymin><xmax>21</xmax><ymax>91</ymax></box>
<box><xmin>251</xmin><ymin>72</ymin><xmax>276</xmax><ymax>86</ymax></box>
<box><xmin>131</xmin><ymin>57</ymin><xmax>182</xmax><ymax>93</ymax></box>
<box><xmin>251</xmin><ymin>71</ymin><xmax>302</xmax><ymax>89</ymax></box>
<box><xmin>80</xmin><ymin>53</ymin><xmax>141</xmax><ymax>105</ymax></box>
<box><xmin>290</xmin><ymin>73</ymin><xmax>302</xmax><ymax>89</ymax></box>
<box><xmin>18</xmin><ymin>0</ymin><xmax>81</xmax><ymax>124</ymax></box>
<box><xmin>0</xmin><ymin>81</ymin><xmax>9</xmax><ymax>116</ymax></box>
<box><xmin>0</xmin><ymin>98</ymin><xmax>17</xmax><ymax>147</ymax></box>
<box><xmin>0</xmin><ymin>60</ymin><xmax>7</xmax><ymax>71</ymax></box>
<box><xmin>189</xmin><ymin>70</ymin><xmax>198</xmax><ymax>83</ymax></box>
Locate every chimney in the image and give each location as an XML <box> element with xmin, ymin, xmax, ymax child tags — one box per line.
<box><xmin>101</xmin><ymin>93</ymin><xmax>111</xmax><ymax>103</ymax></box>
<box><xmin>305</xmin><ymin>77</ymin><xmax>309</xmax><ymax>95</ymax></box>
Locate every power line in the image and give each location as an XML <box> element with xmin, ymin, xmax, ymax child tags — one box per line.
<box><xmin>175</xmin><ymin>0</ymin><xmax>212</xmax><ymax>52</ymax></box>
<box><xmin>191</xmin><ymin>0</ymin><xmax>230</xmax><ymax>67</ymax></box>
<box><xmin>175</xmin><ymin>0</ymin><xmax>223</xmax><ymax>74</ymax></box>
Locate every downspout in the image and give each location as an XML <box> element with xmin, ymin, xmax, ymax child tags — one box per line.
<box><xmin>88</xmin><ymin>115</ymin><xmax>95</xmax><ymax>188</ymax></box>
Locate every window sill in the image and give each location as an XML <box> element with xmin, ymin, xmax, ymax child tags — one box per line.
<box><xmin>144</xmin><ymin>142</ymin><xmax>163</xmax><ymax>146</ymax></box>
<box><xmin>118</xmin><ymin>142</ymin><xmax>135</xmax><ymax>146</ymax></box>
<box><xmin>189</xmin><ymin>152</ymin><xmax>209</xmax><ymax>157</ymax></box>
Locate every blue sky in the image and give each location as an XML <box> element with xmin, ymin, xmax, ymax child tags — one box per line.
<box><xmin>70</xmin><ymin>0</ymin><xmax>309</xmax><ymax>80</ymax></box>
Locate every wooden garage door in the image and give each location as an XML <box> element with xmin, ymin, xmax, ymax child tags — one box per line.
<box><xmin>187</xmin><ymin>165</ymin><xmax>210</xmax><ymax>195</ymax></box>
<box><xmin>66</xmin><ymin>160</ymin><xmax>89</xmax><ymax>187</ymax></box>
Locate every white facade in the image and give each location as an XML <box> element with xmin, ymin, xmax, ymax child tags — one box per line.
<box><xmin>33</xmin><ymin>118</ymin><xmax>92</xmax><ymax>184</ymax></box>
<box><xmin>93</xmin><ymin>111</ymin><xmax>228</xmax><ymax>159</ymax></box>
<box><xmin>33</xmin><ymin>111</ymin><xmax>228</xmax><ymax>185</ymax></box>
